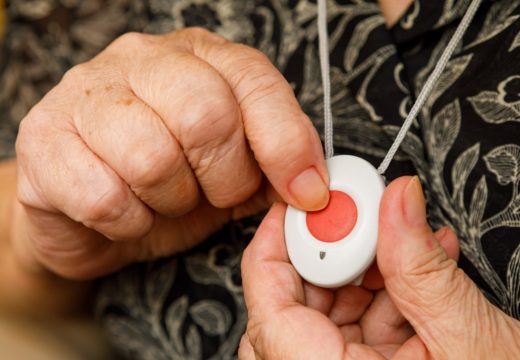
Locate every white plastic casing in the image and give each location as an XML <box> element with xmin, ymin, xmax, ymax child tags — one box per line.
<box><xmin>285</xmin><ymin>155</ymin><xmax>385</xmax><ymax>288</ymax></box>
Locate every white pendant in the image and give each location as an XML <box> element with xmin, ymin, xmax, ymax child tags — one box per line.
<box><xmin>284</xmin><ymin>155</ymin><xmax>385</xmax><ymax>288</ymax></box>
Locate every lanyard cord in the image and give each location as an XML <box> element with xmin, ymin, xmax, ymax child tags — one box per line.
<box><xmin>318</xmin><ymin>0</ymin><xmax>334</xmax><ymax>159</ymax></box>
<box><xmin>317</xmin><ymin>0</ymin><xmax>483</xmax><ymax>174</ymax></box>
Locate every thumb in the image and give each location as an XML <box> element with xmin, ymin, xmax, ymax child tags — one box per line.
<box><xmin>377</xmin><ymin>176</ymin><xmax>508</xmax><ymax>358</ymax></box>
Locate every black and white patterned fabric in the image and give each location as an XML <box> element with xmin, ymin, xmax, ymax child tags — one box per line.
<box><xmin>1</xmin><ymin>0</ymin><xmax>519</xmax><ymax>358</ymax></box>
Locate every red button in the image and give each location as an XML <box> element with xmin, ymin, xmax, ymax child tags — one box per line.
<box><xmin>306</xmin><ymin>190</ymin><xmax>358</xmax><ymax>243</ymax></box>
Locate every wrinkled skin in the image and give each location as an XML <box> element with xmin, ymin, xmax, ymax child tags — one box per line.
<box><xmin>14</xmin><ymin>28</ymin><xmax>330</xmax><ymax>280</ymax></box>
<box><xmin>240</xmin><ymin>177</ymin><xmax>520</xmax><ymax>359</ymax></box>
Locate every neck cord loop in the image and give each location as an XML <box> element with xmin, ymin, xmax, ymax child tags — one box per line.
<box><xmin>317</xmin><ymin>0</ymin><xmax>483</xmax><ymax>174</ymax></box>
<box><xmin>318</xmin><ymin>0</ymin><xmax>334</xmax><ymax>159</ymax></box>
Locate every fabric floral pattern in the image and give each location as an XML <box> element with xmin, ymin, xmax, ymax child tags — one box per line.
<box><xmin>95</xmin><ymin>223</ymin><xmax>253</xmax><ymax>359</ymax></box>
<box><xmin>1</xmin><ymin>0</ymin><xmax>520</xmax><ymax>358</ymax></box>
<box><xmin>469</xmin><ymin>76</ymin><xmax>520</xmax><ymax>124</ymax></box>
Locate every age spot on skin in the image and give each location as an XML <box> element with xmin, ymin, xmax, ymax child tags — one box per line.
<box><xmin>117</xmin><ymin>98</ymin><xmax>134</xmax><ymax>106</ymax></box>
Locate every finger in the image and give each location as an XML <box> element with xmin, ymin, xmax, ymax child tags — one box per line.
<box><xmin>241</xmin><ymin>204</ymin><xmax>347</xmax><ymax>360</ymax></box>
<box><xmin>231</xmin><ymin>179</ymin><xmax>281</xmax><ymax>220</ymax></box>
<box><xmin>170</xmin><ymin>29</ymin><xmax>330</xmax><ymax>211</ymax></box>
<box><xmin>359</xmin><ymin>290</ymin><xmax>414</xmax><ymax>346</ymax></box>
<box><xmin>117</xmin><ymin>34</ymin><xmax>262</xmax><ymax>209</ymax></box>
<box><xmin>15</xmin><ymin>204</ymin><xmax>142</xmax><ymax>279</ymax></box>
<box><xmin>363</xmin><ymin>226</ymin><xmax>458</xmax><ymax>290</ymax></box>
<box><xmin>241</xmin><ymin>203</ymin><xmax>304</xmax><ymax>316</ymax></box>
<box><xmin>390</xmin><ymin>335</ymin><xmax>429</xmax><ymax>360</ymax></box>
<box><xmin>362</xmin><ymin>262</ymin><xmax>384</xmax><ymax>290</ymax></box>
<box><xmin>16</xmin><ymin>193</ymin><xmax>231</xmax><ymax>280</ymax></box>
<box><xmin>370</xmin><ymin>344</ymin><xmax>401</xmax><ymax>359</ymax></box>
<box><xmin>238</xmin><ymin>334</ymin><xmax>256</xmax><ymax>360</ymax></box>
<box><xmin>304</xmin><ymin>282</ymin><xmax>334</xmax><ymax>315</ymax></box>
<box><xmin>339</xmin><ymin>324</ymin><xmax>362</xmax><ymax>343</ymax></box>
<box><xmin>72</xmin><ymin>76</ymin><xmax>199</xmax><ymax>217</ymax></box>
<box><xmin>136</xmin><ymin>198</ymin><xmax>232</xmax><ymax>260</ymax></box>
<box><xmin>377</xmin><ymin>176</ymin><xmax>506</xmax><ymax>358</ymax></box>
<box><xmin>344</xmin><ymin>343</ymin><xmax>386</xmax><ymax>360</ymax></box>
<box><xmin>435</xmin><ymin>226</ymin><xmax>459</xmax><ymax>261</ymax></box>
<box><xmin>328</xmin><ymin>285</ymin><xmax>373</xmax><ymax>325</ymax></box>
<box><xmin>16</xmin><ymin>106</ymin><xmax>154</xmax><ymax>242</ymax></box>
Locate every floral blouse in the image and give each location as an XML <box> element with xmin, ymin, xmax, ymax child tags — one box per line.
<box><xmin>1</xmin><ymin>0</ymin><xmax>519</xmax><ymax>358</ymax></box>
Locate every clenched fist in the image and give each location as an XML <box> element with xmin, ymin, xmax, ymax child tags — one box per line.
<box><xmin>13</xmin><ymin>28</ymin><xmax>329</xmax><ymax>280</ymax></box>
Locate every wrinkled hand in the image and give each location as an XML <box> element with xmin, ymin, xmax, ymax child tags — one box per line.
<box><xmin>14</xmin><ymin>28</ymin><xmax>329</xmax><ymax>279</ymax></box>
<box><xmin>240</xmin><ymin>176</ymin><xmax>520</xmax><ymax>359</ymax></box>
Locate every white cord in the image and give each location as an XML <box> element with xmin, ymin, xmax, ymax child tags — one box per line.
<box><xmin>376</xmin><ymin>0</ymin><xmax>482</xmax><ymax>174</ymax></box>
<box><xmin>316</xmin><ymin>0</ymin><xmax>483</xmax><ymax>173</ymax></box>
<box><xmin>318</xmin><ymin>0</ymin><xmax>334</xmax><ymax>159</ymax></box>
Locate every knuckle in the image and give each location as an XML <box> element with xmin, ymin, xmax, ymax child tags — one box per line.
<box><xmin>111</xmin><ymin>32</ymin><xmax>156</xmax><ymax>51</ymax></box>
<box><xmin>101</xmin><ymin>32</ymin><xmax>158</xmax><ymax>64</ymax></box>
<box><xmin>16</xmin><ymin>108</ymin><xmax>56</xmax><ymax>160</ymax></box>
<box><xmin>171</xmin><ymin>186</ymin><xmax>200</xmax><ymax>215</ymax></box>
<box><xmin>180</xmin><ymin>97</ymin><xmax>238</xmax><ymax>157</ymax></box>
<box><xmin>180</xmin><ymin>27</ymin><xmax>212</xmax><ymax>38</ymax></box>
<box><xmin>15</xmin><ymin>110</ymin><xmax>70</xmax><ymax>210</ymax></box>
<box><xmin>209</xmin><ymin>162</ymin><xmax>261</xmax><ymax>208</ymax></box>
<box><xmin>62</xmin><ymin>62</ymin><xmax>91</xmax><ymax>85</ymax></box>
<box><xmin>174</xmin><ymin>27</ymin><xmax>226</xmax><ymax>44</ymax></box>
<box><xmin>398</xmin><ymin>244</ymin><xmax>467</xmax><ymax>306</ymax></box>
<box><xmin>126</xmin><ymin>141</ymin><xmax>180</xmax><ymax>188</ymax></box>
<box><xmin>403</xmin><ymin>242</ymin><xmax>451</xmax><ymax>278</ymax></box>
<box><xmin>60</xmin><ymin>62</ymin><xmax>103</xmax><ymax>96</ymax></box>
<box><xmin>401</xmin><ymin>266</ymin><xmax>470</xmax><ymax>320</ymax></box>
<box><xmin>227</xmin><ymin>45</ymin><xmax>280</xmax><ymax>88</ymax></box>
<box><xmin>15</xmin><ymin>116</ymin><xmax>35</xmax><ymax>157</ymax></box>
<box><xmin>81</xmin><ymin>186</ymin><xmax>129</xmax><ymax>226</ymax></box>
<box><xmin>211</xmin><ymin>178</ymin><xmax>259</xmax><ymax>208</ymax></box>
<box><xmin>16</xmin><ymin>171</ymin><xmax>42</xmax><ymax>209</ymax></box>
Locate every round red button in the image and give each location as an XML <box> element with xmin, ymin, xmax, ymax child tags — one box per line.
<box><xmin>306</xmin><ymin>190</ymin><xmax>358</xmax><ymax>243</ymax></box>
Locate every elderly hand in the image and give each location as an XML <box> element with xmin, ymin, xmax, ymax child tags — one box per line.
<box><xmin>240</xmin><ymin>176</ymin><xmax>520</xmax><ymax>359</ymax></box>
<box><xmin>13</xmin><ymin>28</ymin><xmax>329</xmax><ymax>280</ymax></box>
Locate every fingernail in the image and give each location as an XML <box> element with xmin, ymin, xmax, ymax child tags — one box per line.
<box><xmin>289</xmin><ymin>167</ymin><xmax>329</xmax><ymax>211</ymax></box>
<box><xmin>402</xmin><ymin>176</ymin><xmax>427</xmax><ymax>227</ymax></box>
